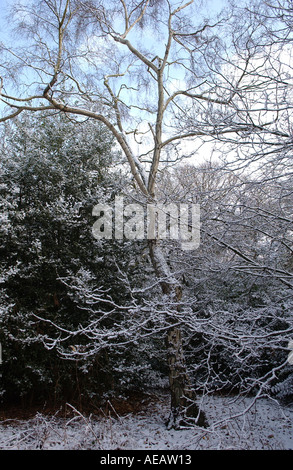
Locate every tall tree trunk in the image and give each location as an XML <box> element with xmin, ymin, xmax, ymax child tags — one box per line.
<box><xmin>148</xmin><ymin>240</ymin><xmax>208</xmax><ymax>429</ymax></box>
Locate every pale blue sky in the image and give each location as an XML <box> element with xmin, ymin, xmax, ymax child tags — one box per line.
<box><xmin>0</xmin><ymin>0</ymin><xmax>14</xmax><ymax>42</ymax></box>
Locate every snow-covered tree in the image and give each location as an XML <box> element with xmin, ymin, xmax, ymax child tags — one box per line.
<box><xmin>0</xmin><ymin>112</ymin><xmax>136</xmax><ymax>403</ymax></box>
<box><xmin>1</xmin><ymin>0</ymin><xmax>293</xmax><ymax>427</ymax></box>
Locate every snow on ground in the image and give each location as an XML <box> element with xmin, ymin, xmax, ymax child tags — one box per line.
<box><xmin>0</xmin><ymin>395</ymin><xmax>292</xmax><ymax>450</ymax></box>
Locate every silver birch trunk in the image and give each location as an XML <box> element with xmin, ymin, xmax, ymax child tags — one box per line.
<box><xmin>148</xmin><ymin>240</ymin><xmax>208</xmax><ymax>429</ymax></box>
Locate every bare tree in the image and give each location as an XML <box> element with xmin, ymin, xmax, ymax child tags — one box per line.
<box><xmin>1</xmin><ymin>0</ymin><xmax>292</xmax><ymax>428</ymax></box>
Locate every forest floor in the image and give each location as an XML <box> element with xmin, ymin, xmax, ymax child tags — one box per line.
<box><xmin>0</xmin><ymin>391</ymin><xmax>292</xmax><ymax>450</ymax></box>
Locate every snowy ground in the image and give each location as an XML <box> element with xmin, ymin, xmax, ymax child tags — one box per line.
<box><xmin>0</xmin><ymin>394</ymin><xmax>292</xmax><ymax>450</ymax></box>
